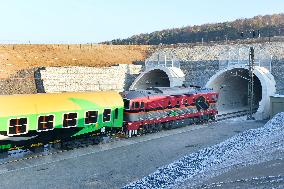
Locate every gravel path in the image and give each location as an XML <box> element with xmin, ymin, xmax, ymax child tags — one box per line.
<box><xmin>123</xmin><ymin>113</ymin><xmax>284</xmax><ymax>189</ymax></box>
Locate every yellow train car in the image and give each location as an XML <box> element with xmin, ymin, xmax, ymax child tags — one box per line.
<box><xmin>0</xmin><ymin>91</ymin><xmax>124</xmax><ymax>151</ymax></box>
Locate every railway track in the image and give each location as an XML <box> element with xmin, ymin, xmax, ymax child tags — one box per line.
<box><xmin>217</xmin><ymin>109</ymin><xmax>258</xmax><ymax>121</ymax></box>
<box><xmin>0</xmin><ymin>110</ymin><xmax>254</xmax><ymax>166</ymax></box>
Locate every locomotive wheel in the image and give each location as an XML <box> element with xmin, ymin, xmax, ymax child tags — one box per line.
<box><xmin>149</xmin><ymin>124</ymin><xmax>155</xmax><ymax>133</ymax></box>
<box><xmin>156</xmin><ymin>123</ymin><xmax>163</xmax><ymax>132</ymax></box>
<box><xmin>188</xmin><ymin>118</ymin><xmax>194</xmax><ymax>125</ymax></box>
<box><xmin>168</xmin><ymin>121</ymin><xmax>174</xmax><ymax>129</ymax></box>
<box><xmin>143</xmin><ymin>124</ymin><xmax>150</xmax><ymax>134</ymax></box>
<box><xmin>151</xmin><ymin>124</ymin><xmax>155</xmax><ymax>132</ymax></box>
<box><xmin>200</xmin><ymin>115</ymin><xmax>209</xmax><ymax>123</ymax></box>
<box><xmin>193</xmin><ymin>117</ymin><xmax>200</xmax><ymax>124</ymax></box>
<box><xmin>210</xmin><ymin>114</ymin><xmax>216</xmax><ymax>120</ymax></box>
<box><xmin>162</xmin><ymin>122</ymin><xmax>170</xmax><ymax>130</ymax></box>
<box><xmin>203</xmin><ymin>114</ymin><xmax>210</xmax><ymax>122</ymax></box>
<box><xmin>137</xmin><ymin>127</ymin><xmax>144</xmax><ymax>135</ymax></box>
<box><xmin>152</xmin><ymin>123</ymin><xmax>162</xmax><ymax>132</ymax></box>
<box><xmin>147</xmin><ymin>124</ymin><xmax>153</xmax><ymax>133</ymax></box>
<box><xmin>162</xmin><ymin>122</ymin><xmax>167</xmax><ymax>129</ymax></box>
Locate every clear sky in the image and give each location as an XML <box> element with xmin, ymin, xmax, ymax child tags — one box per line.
<box><xmin>0</xmin><ymin>0</ymin><xmax>283</xmax><ymax>44</ymax></box>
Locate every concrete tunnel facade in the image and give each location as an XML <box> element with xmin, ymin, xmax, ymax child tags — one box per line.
<box><xmin>130</xmin><ymin>67</ymin><xmax>185</xmax><ymax>90</ymax></box>
<box><xmin>130</xmin><ymin>65</ymin><xmax>276</xmax><ymax>120</ymax></box>
<box><xmin>206</xmin><ymin>65</ymin><xmax>276</xmax><ymax>119</ymax></box>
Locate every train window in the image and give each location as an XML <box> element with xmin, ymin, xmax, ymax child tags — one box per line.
<box><xmin>168</xmin><ymin>100</ymin><xmax>172</xmax><ymax>108</ymax></box>
<box><xmin>135</xmin><ymin>102</ymin><xmax>140</xmax><ymax>109</ymax></box>
<box><xmin>9</xmin><ymin>118</ymin><xmax>27</xmax><ymax>135</ymax></box>
<box><xmin>184</xmin><ymin>99</ymin><xmax>188</xmax><ymax>106</ymax></box>
<box><xmin>174</xmin><ymin>100</ymin><xmax>180</xmax><ymax>108</ymax></box>
<box><xmin>103</xmin><ymin>109</ymin><xmax>111</xmax><ymax>122</ymax></box>
<box><xmin>38</xmin><ymin>115</ymin><xmax>54</xmax><ymax>131</ymax></box>
<box><xmin>131</xmin><ymin>102</ymin><xmax>135</xmax><ymax>109</ymax></box>
<box><xmin>114</xmin><ymin>108</ymin><xmax>119</xmax><ymax>119</ymax></box>
<box><xmin>63</xmin><ymin>113</ymin><xmax>77</xmax><ymax>127</ymax></box>
<box><xmin>123</xmin><ymin>99</ymin><xmax>130</xmax><ymax>110</ymax></box>
<box><xmin>140</xmin><ymin>102</ymin><xmax>145</xmax><ymax>109</ymax></box>
<box><xmin>184</xmin><ymin>99</ymin><xmax>188</xmax><ymax>104</ymax></box>
<box><xmin>85</xmin><ymin>111</ymin><xmax>98</xmax><ymax>124</ymax></box>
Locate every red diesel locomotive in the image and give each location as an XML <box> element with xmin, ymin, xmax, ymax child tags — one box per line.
<box><xmin>122</xmin><ymin>86</ymin><xmax>218</xmax><ymax>137</ymax></box>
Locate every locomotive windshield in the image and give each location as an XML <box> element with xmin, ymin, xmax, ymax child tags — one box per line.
<box><xmin>123</xmin><ymin>99</ymin><xmax>130</xmax><ymax>110</ymax></box>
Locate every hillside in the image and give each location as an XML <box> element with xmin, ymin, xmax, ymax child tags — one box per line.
<box><xmin>0</xmin><ymin>44</ymin><xmax>151</xmax><ymax>79</ymax></box>
<box><xmin>104</xmin><ymin>13</ymin><xmax>284</xmax><ymax>45</ymax></box>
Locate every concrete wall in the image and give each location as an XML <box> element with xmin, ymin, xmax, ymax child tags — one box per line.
<box><xmin>180</xmin><ymin>60</ymin><xmax>219</xmax><ymax>87</ymax></box>
<box><xmin>130</xmin><ymin>67</ymin><xmax>185</xmax><ymax>90</ymax></box>
<box><xmin>0</xmin><ymin>41</ymin><xmax>281</xmax><ymax>97</ymax></box>
<box><xmin>35</xmin><ymin>64</ymin><xmax>143</xmax><ymax>93</ymax></box>
<box><xmin>270</xmin><ymin>95</ymin><xmax>284</xmax><ymax>118</ymax></box>
<box><xmin>149</xmin><ymin>41</ymin><xmax>284</xmax><ymax>94</ymax></box>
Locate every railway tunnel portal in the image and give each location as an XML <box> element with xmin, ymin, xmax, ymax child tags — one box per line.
<box><xmin>206</xmin><ymin>65</ymin><xmax>276</xmax><ymax>119</ymax></box>
<box><xmin>130</xmin><ymin>49</ymin><xmax>276</xmax><ymax>120</ymax></box>
<box><xmin>130</xmin><ymin>52</ymin><xmax>185</xmax><ymax>90</ymax></box>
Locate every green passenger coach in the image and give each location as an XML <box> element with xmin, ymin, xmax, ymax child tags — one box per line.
<box><xmin>0</xmin><ymin>92</ymin><xmax>124</xmax><ymax>151</ymax></box>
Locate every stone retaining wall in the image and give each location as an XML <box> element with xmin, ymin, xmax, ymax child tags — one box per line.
<box><xmin>180</xmin><ymin>60</ymin><xmax>219</xmax><ymax>87</ymax></box>
<box><xmin>35</xmin><ymin>64</ymin><xmax>143</xmax><ymax>93</ymax></box>
<box><xmin>149</xmin><ymin>41</ymin><xmax>284</xmax><ymax>94</ymax></box>
<box><xmin>1</xmin><ymin>41</ymin><xmax>283</xmax><ymax>95</ymax></box>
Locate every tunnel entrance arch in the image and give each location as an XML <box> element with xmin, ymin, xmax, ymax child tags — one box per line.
<box><xmin>130</xmin><ymin>50</ymin><xmax>185</xmax><ymax>90</ymax></box>
<box><xmin>206</xmin><ymin>65</ymin><xmax>276</xmax><ymax>119</ymax></box>
<box><xmin>130</xmin><ymin>67</ymin><xmax>185</xmax><ymax>90</ymax></box>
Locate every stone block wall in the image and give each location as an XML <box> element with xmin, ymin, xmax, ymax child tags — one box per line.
<box><xmin>35</xmin><ymin>64</ymin><xmax>143</xmax><ymax>93</ymax></box>
<box><xmin>150</xmin><ymin>41</ymin><xmax>284</xmax><ymax>94</ymax></box>
<box><xmin>180</xmin><ymin>60</ymin><xmax>219</xmax><ymax>87</ymax></box>
<box><xmin>1</xmin><ymin>41</ymin><xmax>283</xmax><ymax>96</ymax></box>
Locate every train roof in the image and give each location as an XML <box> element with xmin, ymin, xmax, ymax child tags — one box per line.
<box><xmin>122</xmin><ymin>86</ymin><xmax>214</xmax><ymax>99</ymax></box>
<box><xmin>0</xmin><ymin>91</ymin><xmax>123</xmax><ymax>117</ymax></box>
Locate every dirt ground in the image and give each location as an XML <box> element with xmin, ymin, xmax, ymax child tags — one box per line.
<box><xmin>0</xmin><ymin>44</ymin><xmax>152</xmax><ymax>79</ymax></box>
